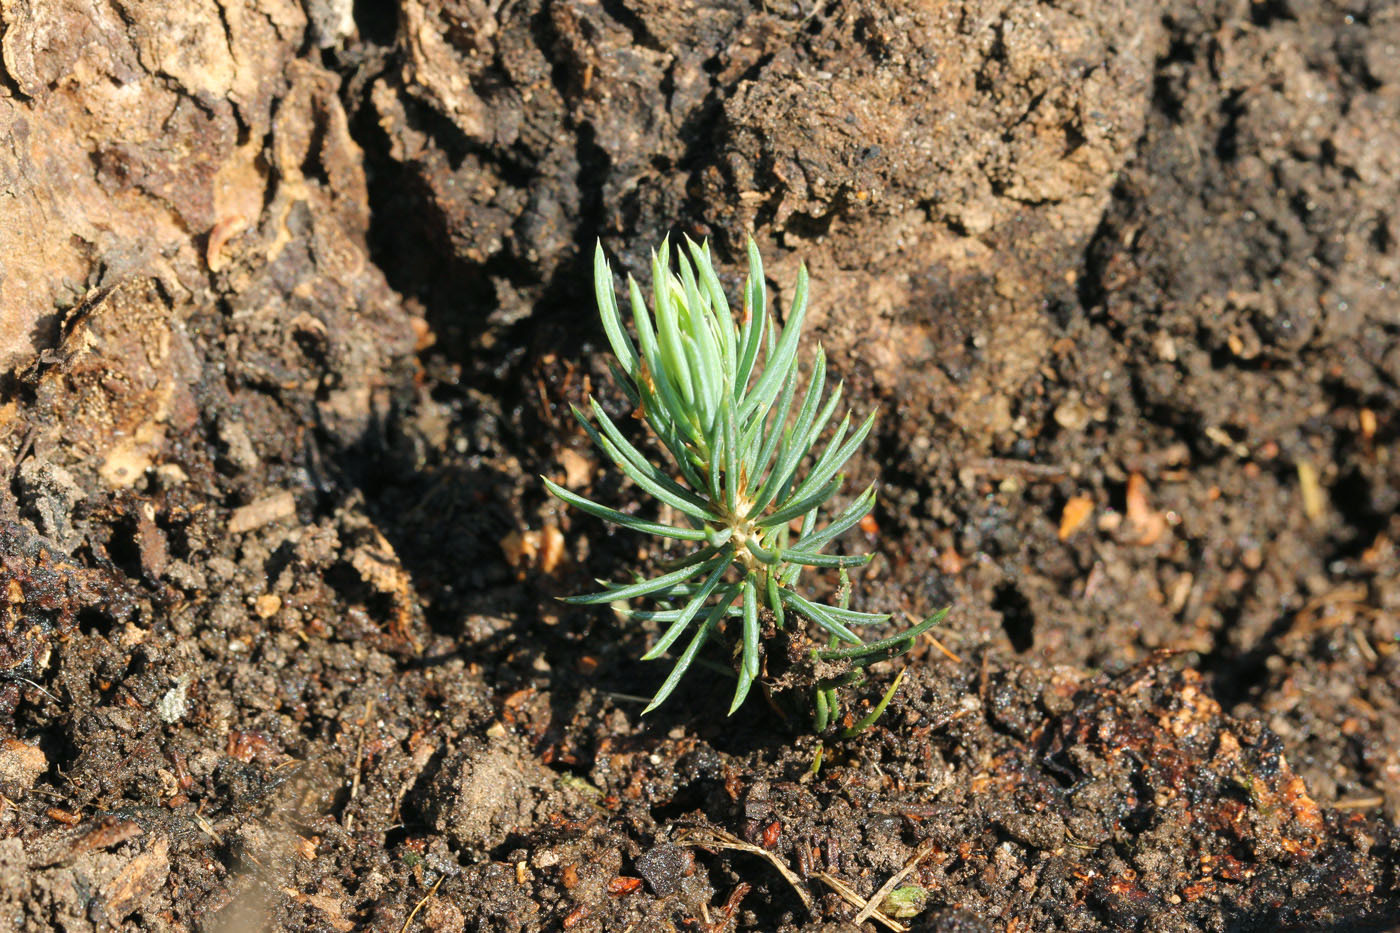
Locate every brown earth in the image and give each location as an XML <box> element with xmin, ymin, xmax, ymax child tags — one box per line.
<box><xmin>1</xmin><ymin>0</ymin><xmax>1398</xmax><ymax>930</ymax></box>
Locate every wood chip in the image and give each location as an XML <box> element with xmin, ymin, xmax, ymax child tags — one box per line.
<box><xmin>1124</xmin><ymin>473</ymin><xmax>1166</xmax><ymax>546</ymax></box>
<box><xmin>45</xmin><ymin>808</ymin><xmax>81</xmax><ymax>827</ymax></box>
<box><xmin>350</xmin><ymin>541</ymin><xmax>410</xmax><ymax>595</ymax></box>
<box><xmin>1297</xmin><ymin>460</ymin><xmax>1325</xmax><ymax>526</ymax></box>
<box><xmin>229</xmin><ymin>491</ymin><xmax>296</xmax><ymax>534</ymax></box>
<box><xmin>101</xmin><ymin>836</ymin><xmax>170</xmax><ymax>920</ymax></box>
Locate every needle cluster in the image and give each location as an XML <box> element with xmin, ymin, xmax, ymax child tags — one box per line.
<box><xmin>545</xmin><ymin>236</ymin><xmax>943</xmax><ymax>725</ymax></box>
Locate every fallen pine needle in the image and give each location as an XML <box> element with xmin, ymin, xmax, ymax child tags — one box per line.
<box><xmin>922</xmin><ymin>629</ymin><xmax>964</xmax><ymax>664</ymax></box>
<box><xmin>400</xmin><ymin>874</ymin><xmax>445</xmax><ymax>933</ymax></box>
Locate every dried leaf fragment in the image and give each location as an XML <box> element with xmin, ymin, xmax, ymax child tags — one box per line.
<box><xmin>101</xmin><ymin>837</ymin><xmax>170</xmax><ymax>921</ymax></box>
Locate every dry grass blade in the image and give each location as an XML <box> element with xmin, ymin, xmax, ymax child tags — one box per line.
<box><xmin>812</xmin><ymin>871</ymin><xmax>905</xmax><ymax>932</ymax></box>
<box><xmin>920</xmin><ymin>621</ymin><xmax>965</xmax><ymax>664</ymax></box>
<box><xmin>676</xmin><ymin>826</ymin><xmax>814</xmax><ymax>914</ymax></box>
<box><xmin>853</xmin><ymin>838</ymin><xmax>939</xmax><ymax>925</ymax></box>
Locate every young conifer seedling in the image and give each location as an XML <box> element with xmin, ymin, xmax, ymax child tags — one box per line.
<box><xmin>544</xmin><ymin>236</ymin><xmax>946</xmax><ymax>731</ymax></box>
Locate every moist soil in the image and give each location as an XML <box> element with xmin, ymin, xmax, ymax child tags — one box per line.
<box><xmin>1</xmin><ymin>1</ymin><xmax>1399</xmax><ymax>931</ymax></box>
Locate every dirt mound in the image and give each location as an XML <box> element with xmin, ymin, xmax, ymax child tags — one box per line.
<box><xmin>1</xmin><ymin>0</ymin><xmax>1397</xmax><ymax>930</ymax></box>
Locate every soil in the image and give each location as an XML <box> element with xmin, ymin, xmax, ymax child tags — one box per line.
<box><xmin>1</xmin><ymin>0</ymin><xmax>1398</xmax><ymax>931</ymax></box>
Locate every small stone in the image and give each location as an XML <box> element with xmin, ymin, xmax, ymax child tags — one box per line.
<box><xmin>1053</xmin><ymin>394</ymin><xmax>1093</xmax><ymax>431</ymax></box>
<box><xmin>635</xmin><ymin>844</ymin><xmax>693</xmax><ymax>897</ymax></box>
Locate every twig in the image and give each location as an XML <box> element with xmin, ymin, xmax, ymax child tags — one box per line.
<box><xmin>601</xmin><ymin>691</ymin><xmax>654</xmax><ymax>704</ymax></box>
<box><xmin>964</xmin><ymin>457</ymin><xmax>1070</xmax><ymax>480</ymax></box>
<box><xmin>399</xmin><ymin>874</ymin><xmax>446</xmax><ymax>933</ymax></box>
<box><xmin>677</xmin><ymin>827</ymin><xmax>813</xmax><ymax>914</ymax></box>
<box><xmin>854</xmin><ymin>839</ymin><xmax>939</xmax><ymax>926</ymax></box>
<box><xmin>1332</xmin><ymin>796</ymin><xmax>1383</xmax><ymax>810</ymax></box>
<box><xmin>193</xmin><ymin>809</ymin><xmax>223</xmax><ymax>845</ymax></box>
<box><xmin>1353</xmin><ymin>629</ymin><xmax>1378</xmax><ymax>664</ymax></box>
<box><xmin>812</xmin><ymin>871</ymin><xmax>905</xmax><ymax>932</ymax></box>
<box><xmin>345</xmin><ymin>698</ymin><xmax>374</xmax><ymax>833</ymax></box>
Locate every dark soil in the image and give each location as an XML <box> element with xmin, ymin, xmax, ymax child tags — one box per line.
<box><xmin>2</xmin><ymin>0</ymin><xmax>1398</xmax><ymax>931</ymax></box>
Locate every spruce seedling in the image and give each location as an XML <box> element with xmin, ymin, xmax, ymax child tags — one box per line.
<box><xmin>545</xmin><ymin>235</ymin><xmax>946</xmax><ymax>728</ymax></box>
